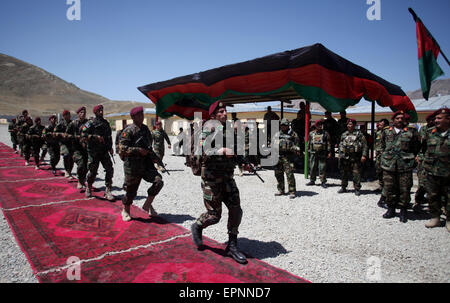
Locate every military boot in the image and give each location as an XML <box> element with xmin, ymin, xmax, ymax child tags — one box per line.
<box><xmin>425</xmin><ymin>217</ymin><xmax>441</xmax><ymax>228</ymax></box>
<box><xmin>446</xmin><ymin>219</ymin><xmax>450</xmax><ymax>233</ymax></box>
<box><xmin>142</xmin><ymin>196</ymin><xmax>158</xmax><ymax>216</ymax></box>
<box><xmin>121</xmin><ymin>205</ymin><xmax>131</xmax><ymax>222</ymax></box>
<box><xmin>104</xmin><ymin>186</ymin><xmax>115</xmax><ymax>201</ymax></box>
<box><xmin>85</xmin><ymin>183</ymin><xmax>93</xmax><ymax>198</ymax></box>
<box><xmin>191</xmin><ymin>223</ymin><xmax>203</xmax><ymax>249</ymax></box>
<box><xmin>355</xmin><ymin>189</ymin><xmax>361</xmax><ymax>196</ymax></box>
<box><xmin>274</xmin><ymin>191</ymin><xmax>285</xmax><ymax>196</ymax></box>
<box><xmin>321</xmin><ymin>182</ymin><xmax>327</xmax><ymax>189</ymax></box>
<box><xmin>225</xmin><ymin>234</ymin><xmax>247</xmax><ymax>264</ymax></box>
<box><xmin>337</xmin><ymin>188</ymin><xmax>347</xmax><ymax>194</ymax></box>
<box><xmin>383</xmin><ymin>207</ymin><xmax>396</xmax><ymax>219</ymax></box>
<box><xmin>77</xmin><ymin>181</ymin><xmax>84</xmax><ymax>190</ymax></box>
<box><xmin>289</xmin><ymin>192</ymin><xmax>296</xmax><ymax>199</ymax></box>
<box><xmin>399</xmin><ymin>207</ymin><xmax>408</xmax><ymax>223</ymax></box>
<box><xmin>377</xmin><ymin>195</ymin><xmax>386</xmax><ymax>208</ymax></box>
<box><xmin>306</xmin><ymin>181</ymin><xmax>315</xmax><ymax>186</ymax></box>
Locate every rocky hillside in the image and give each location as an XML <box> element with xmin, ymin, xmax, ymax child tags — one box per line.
<box><xmin>406</xmin><ymin>78</ymin><xmax>450</xmax><ymax>100</ymax></box>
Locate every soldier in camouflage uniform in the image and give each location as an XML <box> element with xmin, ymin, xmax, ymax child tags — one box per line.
<box><xmin>380</xmin><ymin>111</ymin><xmax>420</xmax><ymax>223</ymax></box>
<box><xmin>16</xmin><ymin>110</ymin><xmax>29</xmax><ymax>157</ymax></box>
<box><xmin>273</xmin><ymin>118</ymin><xmax>301</xmax><ymax>199</ymax></box>
<box><xmin>67</xmin><ymin>107</ymin><xmax>89</xmax><ymax>190</ymax></box>
<box><xmin>191</xmin><ymin>101</ymin><xmax>251</xmax><ymax>264</ymax></box>
<box><xmin>81</xmin><ymin>105</ymin><xmax>115</xmax><ymax>201</ymax></box>
<box><xmin>152</xmin><ymin>121</ymin><xmax>171</xmax><ymax>169</ymax></box>
<box><xmin>375</xmin><ymin>119</ymin><xmax>389</xmax><ymax>208</ymax></box>
<box><xmin>56</xmin><ymin>110</ymin><xmax>75</xmax><ymax>179</ymax></box>
<box><xmin>28</xmin><ymin>117</ymin><xmax>45</xmax><ymax>169</ymax></box>
<box><xmin>43</xmin><ymin>115</ymin><xmax>60</xmax><ymax>175</ymax></box>
<box><xmin>118</xmin><ymin>106</ymin><xmax>164</xmax><ymax>221</ymax></box>
<box><xmin>306</xmin><ymin>119</ymin><xmax>332</xmax><ymax>188</ymax></box>
<box><xmin>413</xmin><ymin>113</ymin><xmax>435</xmax><ymax>213</ymax></box>
<box><xmin>421</xmin><ymin>108</ymin><xmax>450</xmax><ymax>232</ymax></box>
<box><xmin>338</xmin><ymin>119</ymin><xmax>368</xmax><ymax>196</ymax></box>
<box><xmin>8</xmin><ymin>118</ymin><xmax>18</xmax><ymax>153</ymax></box>
<box><xmin>20</xmin><ymin>117</ymin><xmax>33</xmax><ymax>166</ymax></box>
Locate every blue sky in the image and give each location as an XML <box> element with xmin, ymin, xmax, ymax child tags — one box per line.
<box><xmin>1</xmin><ymin>0</ymin><xmax>449</xmax><ymax>104</ymax></box>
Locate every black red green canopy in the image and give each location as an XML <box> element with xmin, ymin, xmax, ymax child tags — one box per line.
<box><xmin>138</xmin><ymin>43</ymin><xmax>417</xmax><ymax>122</ymax></box>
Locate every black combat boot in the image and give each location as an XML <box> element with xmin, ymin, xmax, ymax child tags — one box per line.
<box><xmin>337</xmin><ymin>188</ymin><xmax>347</xmax><ymax>194</ymax></box>
<box><xmin>321</xmin><ymin>182</ymin><xmax>327</xmax><ymax>189</ymax></box>
<box><xmin>306</xmin><ymin>181</ymin><xmax>315</xmax><ymax>186</ymax></box>
<box><xmin>377</xmin><ymin>195</ymin><xmax>386</xmax><ymax>208</ymax></box>
<box><xmin>399</xmin><ymin>207</ymin><xmax>408</xmax><ymax>223</ymax></box>
<box><xmin>191</xmin><ymin>223</ymin><xmax>203</xmax><ymax>249</ymax></box>
<box><xmin>355</xmin><ymin>189</ymin><xmax>361</xmax><ymax>196</ymax></box>
<box><xmin>226</xmin><ymin>234</ymin><xmax>247</xmax><ymax>264</ymax></box>
<box><xmin>383</xmin><ymin>207</ymin><xmax>396</xmax><ymax>219</ymax></box>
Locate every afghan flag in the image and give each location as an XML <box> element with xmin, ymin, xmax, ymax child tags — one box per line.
<box><xmin>409</xmin><ymin>8</ymin><xmax>444</xmax><ymax>100</ymax></box>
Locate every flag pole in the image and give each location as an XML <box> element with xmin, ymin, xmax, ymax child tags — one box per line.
<box><xmin>304</xmin><ymin>101</ymin><xmax>310</xmax><ymax>179</ymax></box>
<box><xmin>408</xmin><ymin>7</ymin><xmax>450</xmax><ymax>66</ymax></box>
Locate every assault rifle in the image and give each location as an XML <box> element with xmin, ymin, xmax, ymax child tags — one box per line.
<box><xmin>135</xmin><ymin>136</ymin><xmax>170</xmax><ymax>175</ymax></box>
<box><xmin>237</xmin><ymin>155</ymin><xmax>265</xmax><ymax>183</ymax></box>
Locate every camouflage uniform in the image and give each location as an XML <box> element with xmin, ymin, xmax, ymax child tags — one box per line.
<box><xmin>55</xmin><ymin>119</ymin><xmax>74</xmax><ymax>176</ymax></box>
<box><xmin>16</xmin><ymin>115</ymin><xmax>27</xmax><ymax>156</ymax></box>
<box><xmin>380</xmin><ymin>125</ymin><xmax>420</xmax><ymax>209</ymax></box>
<box><xmin>42</xmin><ymin>123</ymin><xmax>60</xmax><ymax>172</ymax></box>
<box><xmin>152</xmin><ymin>128</ymin><xmax>171</xmax><ymax>162</ymax></box>
<box><xmin>20</xmin><ymin>121</ymin><xmax>33</xmax><ymax>163</ymax></box>
<box><xmin>338</xmin><ymin>129</ymin><xmax>368</xmax><ymax>191</ymax></box>
<box><xmin>421</xmin><ymin>126</ymin><xmax>449</xmax><ymax>220</ymax></box>
<box><xmin>119</xmin><ymin>123</ymin><xmax>163</xmax><ymax>206</ymax></box>
<box><xmin>274</xmin><ymin>120</ymin><xmax>301</xmax><ymax>196</ymax></box>
<box><xmin>415</xmin><ymin>125</ymin><xmax>430</xmax><ymax>206</ymax></box>
<box><xmin>28</xmin><ymin>124</ymin><xmax>45</xmax><ymax>166</ymax></box>
<box><xmin>67</xmin><ymin>118</ymin><xmax>88</xmax><ymax>184</ymax></box>
<box><xmin>81</xmin><ymin>117</ymin><xmax>114</xmax><ymax>190</ymax></box>
<box><xmin>8</xmin><ymin>121</ymin><xmax>18</xmax><ymax>151</ymax></box>
<box><xmin>374</xmin><ymin>129</ymin><xmax>384</xmax><ymax>191</ymax></box>
<box><xmin>308</xmin><ymin>129</ymin><xmax>331</xmax><ymax>184</ymax></box>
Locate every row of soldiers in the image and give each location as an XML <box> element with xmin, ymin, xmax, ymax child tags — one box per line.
<box><xmin>273</xmin><ymin>108</ymin><xmax>449</xmax><ymax>231</ymax></box>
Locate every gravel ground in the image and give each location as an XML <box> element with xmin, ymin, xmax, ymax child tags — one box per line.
<box><xmin>0</xmin><ymin>124</ymin><xmax>449</xmax><ymax>283</ymax></box>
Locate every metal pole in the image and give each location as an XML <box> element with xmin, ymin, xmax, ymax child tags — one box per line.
<box><xmin>281</xmin><ymin>101</ymin><xmax>284</xmax><ymax>119</ymax></box>
<box><xmin>371</xmin><ymin>101</ymin><xmax>375</xmax><ymax>162</ymax></box>
<box><xmin>304</xmin><ymin>101</ymin><xmax>310</xmax><ymax>178</ymax></box>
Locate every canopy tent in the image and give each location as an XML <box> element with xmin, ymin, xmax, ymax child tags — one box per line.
<box><xmin>138</xmin><ymin>43</ymin><xmax>417</xmax><ymax>122</ymax></box>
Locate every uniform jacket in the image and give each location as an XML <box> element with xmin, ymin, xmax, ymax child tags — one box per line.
<box><xmin>421</xmin><ymin>126</ymin><xmax>449</xmax><ymax>177</ymax></box>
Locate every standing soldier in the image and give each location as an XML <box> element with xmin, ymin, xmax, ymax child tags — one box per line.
<box><xmin>21</xmin><ymin>117</ymin><xmax>33</xmax><ymax>166</ymax></box>
<box><xmin>190</xmin><ymin>101</ymin><xmax>252</xmax><ymax>264</ymax></box>
<box><xmin>152</xmin><ymin>121</ymin><xmax>171</xmax><ymax>169</ymax></box>
<box><xmin>56</xmin><ymin>110</ymin><xmax>75</xmax><ymax>179</ymax></box>
<box><xmin>81</xmin><ymin>105</ymin><xmax>115</xmax><ymax>201</ymax></box>
<box><xmin>17</xmin><ymin>110</ymin><xmax>29</xmax><ymax>157</ymax></box>
<box><xmin>338</xmin><ymin>119</ymin><xmax>368</xmax><ymax>196</ymax></box>
<box><xmin>274</xmin><ymin>118</ymin><xmax>302</xmax><ymax>199</ymax></box>
<box><xmin>118</xmin><ymin>106</ymin><xmax>164</xmax><ymax>221</ymax></box>
<box><xmin>380</xmin><ymin>111</ymin><xmax>420</xmax><ymax>223</ymax></box>
<box><xmin>43</xmin><ymin>115</ymin><xmax>60</xmax><ymax>175</ymax></box>
<box><xmin>67</xmin><ymin>107</ymin><xmax>89</xmax><ymax>190</ymax></box>
<box><xmin>414</xmin><ymin>113</ymin><xmax>435</xmax><ymax>213</ymax></box>
<box><xmin>306</xmin><ymin>119</ymin><xmax>332</xmax><ymax>188</ymax></box>
<box><xmin>422</xmin><ymin>108</ymin><xmax>449</xmax><ymax>231</ymax></box>
<box><xmin>28</xmin><ymin>117</ymin><xmax>45</xmax><ymax>169</ymax></box>
<box><xmin>375</xmin><ymin>119</ymin><xmax>389</xmax><ymax>208</ymax></box>
<box><xmin>8</xmin><ymin>118</ymin><xmax>18</xmax><ymax>153</ymax></box>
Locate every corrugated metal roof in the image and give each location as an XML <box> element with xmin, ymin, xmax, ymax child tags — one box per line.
<box><xmin>106</xmin><ymin>108</ymin><xmax>156</xmax><ymax>118</ymax></box>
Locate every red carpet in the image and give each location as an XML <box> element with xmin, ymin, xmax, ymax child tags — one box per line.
<box><xmin>0</xmin><ymin>141</ymin><xmax>308</xmax><ymax>283</ymax></box>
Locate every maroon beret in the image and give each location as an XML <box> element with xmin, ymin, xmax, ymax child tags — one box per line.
<box><xmin>347</xmin><ymin>118</ymin><xmax>357</xmax><ymax>125</ymax></box>
<box><xmin>314</xmin><ymin>119</ymin><xmax>324</xmax><ymax>127</ymax></box>
<box><xmin>391</xmin><ymin>110</ymin><xmax>407</xmax><ymax>120</ymax></box>
<box><xmin>433</xmin><ymin>107</ymin><xmax>450</xmax><ymax>117</ymax></box>
<box><xmin>49</xmin><ymin>115</ymin><xmax>57</xmax><ymax>121</ymax></box>
<box><xmin>76</xmin><ymin>106</ymin><xmax>86</xmax><ymax>114</ymax></box>
<box><xmin>130</xmin><ymin>106</ymin><xmax>143</xmax><ymax>117</ymax></box>
<box><xmin>62</xmin><ymin>110</ymin><xmax>70</xmax><ymax>116</ymax></box>
<box><xmin>93</xmin><ymin>104</ymin><xmax>104</xmax><ymax>114</ymax></box>
<box><xmin>34</xmin><ymin>117</ymin><xmax>41</xmax><ymax>123</ymax></box>
<box><xmin>208</xmin><ymin>101</ymin><xmax>226</xmax><ymax>117</ymax></box>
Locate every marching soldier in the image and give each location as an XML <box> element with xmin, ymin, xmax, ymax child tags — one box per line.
<box><xmin>16</xmin><ymin>110</ymin><xmax>29</xmax><ymax>157</ymax></box>
<box><xmin>338</xmin><ymin>119</ymin><xmax>368</xmax><ymax>196</ymax></box>
<box><xmin>306</xmin><ymin>119</ymin><xmax>332</xmax><ymax>188</ymax></box>
<box><xmin>414</xmin><ymin>113</ymin><xmax>435</xmax><ymax>213</ymax></box>
<box><xmin>28</xmin><ymin>117</ymin><xmax>45</xmax><ymax>169</ymax></box>
<box><xmin>191</xmin><ymin>101</ymin><xmax>252</xmax><ymax>264</ymax></box>
<box><xmin>67</xmin><ymin>107</ymin><xmax>89</xmax><ymax>191</ymax></box>
<box><xmin>81</xmin><ymin>105</ymin><xmax>115</xmax><ymax>201</ymax></box>
<box><xmin>152</xmin><ymin>121</ymin><xmax>171</xmax><ymax>169</ymax></box>
<box><xmin>8</xmin><ymin>118</ymin><xmax>18</xmax><ymax>153</ymax></box>
<box><xmin>56</xmin><ymin>110</ymin><xmax>75</xmax><ymax>179</ymax></box>
<box><xmin>43</xmin><ymin>115</ymin><xmax>60</xmax><ymax>175</ymax></box>
<box><xmin>380</xmin><ymin>111</ymin><xmax>420</xmax><ymax>223</ymax></box>
<box><xmin>274</xmin><ymin>118</ymin><xmax>302</xmax><ymax>199</ymax></box>
<box><xmin>421</xmin><ymin>108</ymin><xmax>449</xmax><ymax>232</ymax></box>
<box><xmin>21</xmin><ymin>117</ymin><xmax>33</xmax><ymax>166</ymax></box>
<box><xmin>118</xmin><ymin>106</ymin><xmax>164</xmax><ymax>221</ymax></box>
<box><xmin>375</xmin><ymin>119</ymin><xmax>389</xmax><ymax>208</ymax></box>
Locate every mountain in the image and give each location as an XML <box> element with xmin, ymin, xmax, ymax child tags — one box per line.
<box><xmin>406</xmin><ymin>78</ymin><xmax>450</xmax><ymax>100</ymax></box>
<box><xmin>0</xmin><ymin>53</ymin><xmax>153</xmax><ymax>119</ymax></box>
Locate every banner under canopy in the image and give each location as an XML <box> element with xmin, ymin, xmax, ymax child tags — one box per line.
<box><xmin>138</xmin><ymin>43</ymin><xmax>417</xmax><ymax>122</ymax></box>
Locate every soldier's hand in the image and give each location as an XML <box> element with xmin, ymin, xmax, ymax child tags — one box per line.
<box><xmin>243</xmin><ymin>163</ymin><xmax>255</xmax><ymax>172</ymax></box>
<box><xmin>361</xmin><ymin>156</ymin><xmax>367</xmax><ymax>163</ymax></box>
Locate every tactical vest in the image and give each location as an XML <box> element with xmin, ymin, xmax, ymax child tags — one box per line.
<box><xmin>279</xmin><ymin>130</ymin><xmax>296</xmax><ymax>154</ymax></box>
<box><xmin>342</xmin><ymin>131</ymin><xmax>362</xmax><ymax>154</ymax></box>
<box><xmin>311</xmin><ymin>131</ymin><xmax>327</xmax><ymax>152</ymax></box>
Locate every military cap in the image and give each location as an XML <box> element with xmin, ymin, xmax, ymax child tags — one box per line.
<box><xmin>62</xmin><ymin>110</ymin><xmax>70</xmax><ymax>116</ymax></box>
<box><xmin>34</xmin><ymin>117</ymin><xmax>41</xmax><ymax>123</ymax></box>
<box><xmin>76</xmin><ymin>106</ymin><xmax>86</xmax><ymax>114</ymax></box>
<box><xmin>314</xmin><ymin>119</ymin><xmax>324</xmax><ymax>127</ymax></box>
<box><xmin>22</xmin><ymin>110</ymin><xmax>28</xmax><ymax>115</ymax></box>
<box><xmin>93</xmin><ymin>104</ymin><xmax>104</xmax><ymax>114</ymax></box>
<box><xmin>130</xmin><ymin>106</ymin><xmax>143</xmax><ymax>117</ymax></box>
<box><xmin>433</xmin><ymin>107</ymin><xmax>450</xmax><ymax>117</ymax></box>
<box><xmin>347</xmin><ymin>118</ymin><xmax>357</xmax><ymax>125</ymax></box>
<box><xmin>391</xmin><ymin>110</ymin><xmax>410</xmax><ymax>120</ymax></box>
<box><xmin>280</xmin><ymin>118</ymin><xmax>290</xmax><ymax>126</ymax></box>
<box><xmin>49</xmin><ymin>115</ymin><xmax>57</xmax><ymax>120</ymax></box>
<box><xmin>208</xmin><ymin>100</ymin><xmax>226</xmax><ymax>117</ymax></box>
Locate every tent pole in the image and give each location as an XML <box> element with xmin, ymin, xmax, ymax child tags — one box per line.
<box><xmin>371</xmin><ymin>101</ymin><xmax>375</xmax><ymax>162</ymax></box>
<box><xmin>304</xmin><ymin>101</ymin><xmax>310</xmax><ymax>179</ymax></box>
<box><xmin>281</xmin><ymin>100</ymin><xmax>284</xmax><ymax>119</ymax></box>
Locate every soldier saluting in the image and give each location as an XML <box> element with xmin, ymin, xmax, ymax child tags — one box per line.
<box><xmin>380</xmin><ymin>111</ymin><xmax>420</xmax><ymax>223</ymax></box>
<box><xmin>421</xmin><ymin>108</ymin><xmax>450</xmax><ymax>232</ymax></box>
<box><xmin>118</xmin><ymin>106</ymin><xmax>164</xmax><ymax>221</ymax></box>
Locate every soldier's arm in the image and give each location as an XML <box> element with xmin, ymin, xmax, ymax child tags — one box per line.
<box><xmin>163</xmin><ymin>130</ymin><xmax>171</xmax><ymax>146</ymax></box>
<box><xmin>118</xmin><ymin>130</ymin><xmax>144</xmax><ymax>157</ymax></box>
<box><xmin>326</xmin><ymin>132</ymin><xmax>332</xmax><ymax>152</ymax></box>
<box><xmin>361</xmin><ymin>133</ymin><xmax>368</xmax><ymax>158</ymax></box>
